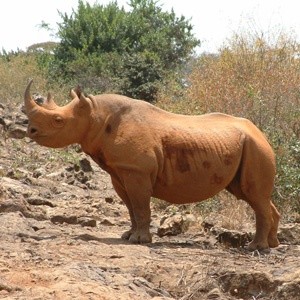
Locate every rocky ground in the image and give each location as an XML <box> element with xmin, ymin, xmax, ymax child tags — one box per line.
<box><xmin>0</xmin><ymin>102</ymin><xmax>300</xmax><ymax>300</ymax></box>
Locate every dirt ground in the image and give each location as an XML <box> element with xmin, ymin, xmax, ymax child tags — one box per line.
<box><xmin>0</xmin><ymin>102</ymin><xmax>300</xmax><ymax>300</ymax></box>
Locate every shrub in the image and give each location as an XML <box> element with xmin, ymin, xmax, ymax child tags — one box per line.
<box><xmin>48</xmin><ymin>0</ymin><xmax>199</xmax><ymax>100</ymax></box>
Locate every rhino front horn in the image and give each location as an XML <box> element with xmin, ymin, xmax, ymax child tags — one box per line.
<box><xmin>24</xmin><ymin>79</ymin><xmax>38</xmax><ymax>113</ymax></box>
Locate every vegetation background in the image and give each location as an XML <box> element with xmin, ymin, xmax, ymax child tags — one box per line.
<box><xmin>1</xmin><ymin>0</ymin><xmax>299</xmax><ymax>220</ymax></box>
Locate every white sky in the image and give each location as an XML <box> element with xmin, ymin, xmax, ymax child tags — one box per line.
<box><xmin>0</xmin><ymin>0</ymin><xmax>299</xmax><ymax>53</ymax></box>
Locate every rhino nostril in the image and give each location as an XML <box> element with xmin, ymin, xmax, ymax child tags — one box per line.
<box><xmin>30</xmin><ymin>128</ymin><xmax>38</xmax><ymax>135</ymax></box>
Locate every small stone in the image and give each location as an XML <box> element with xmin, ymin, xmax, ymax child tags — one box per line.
<box><xmin>26</xmin><ymin>197</ymin><xmax>55</xmax><ymax>207</ymax></box>
<box><xmin>207</xmin><ymin>288</ymin><xmax>222</xmax><ymax>299</ymax></box>
<box><xmin>7</xmin><ymin>125</ymin><xmax>27</xmax><ymax>139</ymax></box>
<box><xmin>278</xmin><ymin>223</ymin><xmax>300</xmax><ymax>245</ymax></box>
<box><xmin>100</xmin><ymin>218</ymin><xmax>115</xmax><ymax>226</ymax></box>
<box><xmin>50</xmin><ymin>215</ymin><xmax>78</xmax><ymax>225</ymax></box>
<box><xmin>216</xmin><ymin>229</ymin><xmax>251</xmax><ymax>248</ymax></box>
<box><xmin>105</xmin><ymin>197</ymin><xmax>114</xmax><ymax>204</ymax></box>
<box><xmin>78</xmin><ymin>217</ymin><xmax>97</xmax><ymax>227</ymax></box>
<box><xmin>79</xmin><ymin>158</ymin><xmax>93</xmax><ymax>172</ymax></box>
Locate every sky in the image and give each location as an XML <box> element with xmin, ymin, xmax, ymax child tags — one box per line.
<box><xmin>0</xmin><ymin>0</ymin><xmax>300</xmax><ymax>54</ymax></box>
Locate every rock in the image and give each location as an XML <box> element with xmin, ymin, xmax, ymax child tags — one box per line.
<box><xmin>278</xmin><ymin>223</ymin><xmax>300</xmax><ymax>245</ymax></box>
<box><xmin>51</xmin><ymin>215</ymin><xmax>78</xmax><ymax>225</ymax></box>
<box><xmin>0</xmin><ymin>279</ymin><xmax>22</xmax><ymax>293</ymax></box>
<box><xmin>206</xmin><ymin>288</ymin><xmax>223</xmax><ymax>299</ymax></box>
<box><xmin>214</xmin><ymin>228</ymin><xmax>251</xmax><ymax>248</ymax></box>
<box><xmin>50</xmin><ymin>215</ymin><xmax>97</xmax><ymax>227</ymax></box>
<box><xmin>218</xmin><ymin>271</ymin><xmax>276</xmax><ymax>298</ymax></box>
<box><xmin>201</xmin><ymin>219</ymin><xmax>252</xmax><ymax>248</ymax></box>
<box><xmin>0</xmin><ymin>176</ymin><xmax>35</xmax><ymax>197</ymax></box>
<box><xmin>276</xmin><ymin>281</ymin><xmax>300</xmax><ymax>299</ymax></box>
<box><xmin>26</xmin><ymin>197</ymin><xmax>55</xmax><ymax>207</ymax></box>
<box><xmin>0</xmin><ymin>212</ymin><xmax>36</xmax><ymax>238</ymax></box>
<box><xmin>202</xmin><ymin>219</ymin><xmax>215</xmax><ymax>231</ymax></box>
<box><xmin>0</xmin><ymin>198</ymin><xmax>31</xmax><ymax>215</ymax></box>
<box><xmin>131</xmin><ymin>277</ymin><xmax>172</xmax><ymax>298</ymax></box>
<box><xmin>157</xmin><ymin>214</ymin><xmax>185</xmax><ymax>237</ymax></box>
<box><xmin>7</xmin><ymin>125</ymin><xmax>27</xmax><ymax>139</ymax></box>
<box><xmin>100</xmin><ymin>218</ymin><xmax>115</xmax><ymax>226</ymax></box>
<box><xmin>32</xmin><ymin>94</ymin><xmax>46</xmax><ymax>105</ymax></box>
<box><xmin>0</xmin><ymin>198</ymin><xmax>46</xmax><ymax>221</ymax></box>
<box><xmin>77</xmin><ymin>217</ymin><xmax>97</xmax><ymax>227</ymax></box>
<box><xmin>0</xmin><ymin>116</ymin><xmax>7</xmax><ymax>130</ymax></box>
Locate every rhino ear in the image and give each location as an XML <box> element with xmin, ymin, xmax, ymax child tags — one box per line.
<box><xmin>79</xmin><ymin>92</ymin><xmax>91</xmax><ymax>108</ymax></box>
<box><xmin>75</xmin><ymin>85</ymin><xmax>90</xmax><ymax>108</ymax></box>
<box><xmin>70</xmin><ymin>85</ymin><xmax>82</xmax><ymax>99</ymax></box>
<box><xmin>70</xmin><ymin>85</ymin><xmax>90</xmax><ymax>108</ymax></box>
<box><xmin>70</xmin><ymin>89</ymin><xmax>77</xmax><ymax>99</ymax></box>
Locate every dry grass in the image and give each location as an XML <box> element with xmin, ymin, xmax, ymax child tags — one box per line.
<box><xmin>158</xmin><ymin>30</ymin><xmax>300</xmax><ymax>136</ymax></box>
<box><xmin>212</xmin><ymin>194</ymin><xmax>254</xmax><ymax>232</ymax></box>
<box><xmin>0</xmin><ymin>53</ymin><xmax>73</xmax><ymax>106</ymax></box>
<box><xmin>157</xmin><ymin>29</ymin><xmax>300</xmax><ymax>217</ymax></box>
<box><xmin>0</xmin><ymin>53</ymin><xmax>46</xmax><ymax>103</ymax></box>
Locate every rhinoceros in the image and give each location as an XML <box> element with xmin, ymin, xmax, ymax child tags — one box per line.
<box><xmin>24</xmin><ymin>80</ymin><xmax>280</xmax><ymax>250</ymax></box>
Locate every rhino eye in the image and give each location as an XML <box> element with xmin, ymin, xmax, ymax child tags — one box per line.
<box><xmin>52</xmin><ymin>115</ymin><xmax>65</xmax><ymax>128</ymax></box>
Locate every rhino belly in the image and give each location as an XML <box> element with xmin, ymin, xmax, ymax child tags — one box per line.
<box><xmin>153</xmin><ymin>169</ymin><xmax>234</xmax><ymax>204</ymax></box>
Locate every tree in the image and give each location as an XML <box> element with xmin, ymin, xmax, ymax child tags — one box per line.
<box><xmin>48</xmin><ymin>0</ymin><xmax>200</xmax><ymax>101</ymax></box>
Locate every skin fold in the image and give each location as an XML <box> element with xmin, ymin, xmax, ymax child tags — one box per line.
<box><xmin>24</xmin><ymin>80</ymin><xmax>280</xmax><ymax>250</ymax></box>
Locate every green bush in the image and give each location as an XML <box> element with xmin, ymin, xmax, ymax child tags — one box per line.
<box><xmin>46</xmin><ymin>0</ymin><xmax>199</xmax><ymax>100</ymax></box>
<box><xmin>274</xmin><ymin>135</ymin><xmax>300</xmax><ymax>212</ymax></box>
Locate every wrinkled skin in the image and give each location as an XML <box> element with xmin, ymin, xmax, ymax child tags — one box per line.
<box><xmin>24</xmin><ymin>80</ymin><xmax>280</xmax><ymax>250</ymax></box>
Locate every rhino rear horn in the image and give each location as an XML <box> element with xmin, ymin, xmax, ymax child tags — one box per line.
<box><xmin>45</xmin><ymin>92</ymin><xmax>59</xmax><ymax>109</ymax></box>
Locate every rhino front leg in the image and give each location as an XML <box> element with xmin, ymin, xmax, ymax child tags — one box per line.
<box><xmin>111</xmin><ymin>175</ymin><xmax>152</xmax><ymax>243</ymax></box>
<box><xmin>121</xmin><ymin>172</ymin><xmax>153</xmax><ymax>244</ymax></box>
<box><xmin>127</xmin><ymin>202</ymin><xmax>152</xmax><ymax>244</ymax></box>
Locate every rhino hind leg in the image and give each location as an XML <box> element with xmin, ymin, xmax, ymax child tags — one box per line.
<box><xmin>267</xmin><ymin>202</ymin><xmax>280</xmax><ymax>248</ymax></box>
<box><xmin>245</xmin><ymin>197</ymin><xmax>280</xmax><ymax>250</ymax></box>
<box><xmin>226</xmin><ymin>173</ymin><xmax>279</xmax><ymax>250</ymax></box>
<box><xmin>247</xmin><ymin>199</ymin><xmax>274</xmax><ymax>250</ymax></box>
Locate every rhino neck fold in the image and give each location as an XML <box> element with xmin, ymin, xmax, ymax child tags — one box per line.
<box><xmin>79</xmin><ymin>114</ymin><xmax>111</xmax><ymax>156</ymax></box>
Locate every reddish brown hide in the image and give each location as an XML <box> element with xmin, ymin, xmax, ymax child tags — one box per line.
<box><xmin>24</xmin><ymin>80</ymin><xmax>280</xmax><ymax>250</ymax></box>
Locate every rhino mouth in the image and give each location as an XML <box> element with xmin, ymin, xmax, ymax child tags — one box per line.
<box><xmin>26</xmin><ymin>129</ymin><xmax>45</xmax><ymax>138</ymax></box>
<box><xmin>31</xmin><ymin>134</ymin><xmax>47</xmax><ymax>139</ymax></box>
<box><xmin>26</xmin><ymin>131</ymin><xmax>48</xmax><ymax>141</ymax></box>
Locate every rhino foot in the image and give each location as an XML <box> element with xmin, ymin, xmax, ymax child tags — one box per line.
<box><xmin>121</xmin><ymin>229</ymin><xmax>134</xmax><ymax>240</ymax></box>
<box><xmin>268</xmin><ymin>236</ymin><xmax>280</xmax><ymax>248</ymax></box>
<box><xmin>121</xmin><ymin>229</ymin><xmax>152</xmax><ymax>244</ymax></box>
<box><xmin>247</xmin><ymin>240</ymin><xmax>269</xmax><ymax>251</ymax></box>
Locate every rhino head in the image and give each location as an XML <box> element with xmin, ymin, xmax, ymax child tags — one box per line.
<box><xmin>24</xmin><ymin>80</ymin><xmax>92</xmax><ymax>148</ymax></box>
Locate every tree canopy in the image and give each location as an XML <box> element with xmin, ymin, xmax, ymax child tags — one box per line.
<box><xmin>48</xmin><ymin>0</ymin><xmax>200</xmax><ymax>101</ymax></box>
